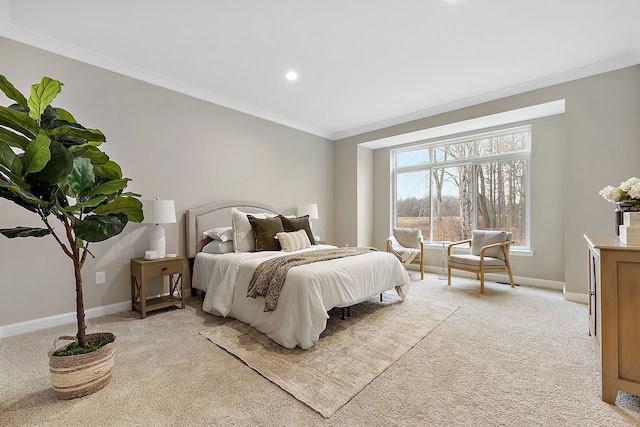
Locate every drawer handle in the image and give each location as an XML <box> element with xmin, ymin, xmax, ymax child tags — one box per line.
<box><xmin>162</xmin><ymin>267</ymin><xmax>168</xmax><ymax>271</ymax></box>
<box><xmin>589</xmin><ymin>290</ymin><xmax>595</xmax><ymax>296</ymax></box>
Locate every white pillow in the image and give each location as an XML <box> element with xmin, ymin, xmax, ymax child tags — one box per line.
<box><xmin>202</xmin><ymin>226</ymin><xmax>233</xmax><ymax>242</ymax></box>
<box><xmin>393</xmin><ymin>228</ymin><xmax>422</xmax><ymax>248</ymax></box>
<box><xmin>231</xmin><ymin>207</ymin><xmax>276</xmax><ymax>252</ymax></box>
<box><xmin>276</xmin><ymin>229</ymin><xmax>311</xmax><ymax>252</ymax></box>
<box><xmin>202</xmin><ymin>240</ymin><xmax>234</xmax><ymax>254</ymax></box>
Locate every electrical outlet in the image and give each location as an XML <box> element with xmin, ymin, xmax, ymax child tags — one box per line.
<box><xmin>96</xmin><ymin>271</ymin><xmax>106</xmax><ymax>284</ymax></box>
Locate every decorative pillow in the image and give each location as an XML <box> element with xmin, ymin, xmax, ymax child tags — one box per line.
<box><xmin>393</xmin><ymin>228</ymin><xmax>422</xmax><ymax>248</ymax></box>
<box><xmin>279</xmin><ymin>215</ymin><xmax>316</xmax><ymax>245</ymax></box>
<box><xmin>202</xmin><ymin>240</ymin><xmax>234</xmax><ymax>254</ymax></box>
<box><xmin>277</xmin><ymin>229</ymin><xmax>311</xmax><ymax>252</ymax></box>
<box><xmin>231</xmin><ymin>208</ymin><xmax>276</xmax><ymax>252</ymax></box>
<box><xmin>248</xmin><ymin>215</ymin><xmax>284</xmax><ymax>251</ymax></box>
<box><xmin>471</xmin><ymin>230</ymin><xmax>508</xmax><ymax>260</ymax></box>
<box><xmin>202</xmin><ymin>226</ymin><xmax>233</xmax><ymax>242</ymax></box>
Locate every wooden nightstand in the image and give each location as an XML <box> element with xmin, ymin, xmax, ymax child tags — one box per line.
<box><xmin>130</xmin><ymin>257</ymin><xmax>186</xmax><ymax>318</ymax></box>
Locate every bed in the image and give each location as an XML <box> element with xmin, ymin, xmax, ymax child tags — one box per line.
<box><xmin>187</xmin><ymin>200</ymin><xmax>411</xmax><ymax>349</ymax></box>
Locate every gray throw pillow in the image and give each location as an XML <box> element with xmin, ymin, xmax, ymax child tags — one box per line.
<box><xmin>471</xmin><ymin>230</ymin><xmax>508</xmax><ymax>260</ymax></box>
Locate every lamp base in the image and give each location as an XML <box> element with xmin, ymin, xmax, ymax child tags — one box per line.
<box><xmin>148</xmin><ymin>224</ymin><xmax>166</xmax><ymax>258</ymax></box>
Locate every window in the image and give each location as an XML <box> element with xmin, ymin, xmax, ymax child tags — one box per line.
<box><xmin>392</xmin><ymin>126</ymin><xmax>530</xmax><ymax>247</ymax></box>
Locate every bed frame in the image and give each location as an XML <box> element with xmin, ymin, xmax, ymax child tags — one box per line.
<box><xmin>186</xmin><ymin>200</ymin><xmax>388</xmax><ymax>321</ymax></box>
<box><xmin>185</xmin><ymin>200</ymin><xmax>280</xmax><ymax>292</ymax></box>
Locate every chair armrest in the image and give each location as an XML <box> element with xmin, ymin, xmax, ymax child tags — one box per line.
<box><xmin>447</xmin><ymin>239</ymin><xmax>471</xmax><ymax>256</ymax></box>
<box><xmin>479</xmin><ymin>240</ymin><xmax>514</xmax><ymax>257</ymax></box>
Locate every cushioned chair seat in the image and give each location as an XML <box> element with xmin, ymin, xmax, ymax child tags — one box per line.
<box><xmin>448</xmin><ymin>254</ymin><xmax>506</xmax><ymax>268</ymax></box>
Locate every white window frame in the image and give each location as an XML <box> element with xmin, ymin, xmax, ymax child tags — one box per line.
<box><xmin>392</xmin><ymin>125</ymin><xmax>531</xmax><ymax>249</ymax></box>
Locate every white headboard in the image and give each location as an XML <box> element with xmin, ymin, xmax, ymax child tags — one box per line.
<box><xmin>185</xmin><ymin>200</ymin><xmax>279</xmax><ymax>258</ymax></box>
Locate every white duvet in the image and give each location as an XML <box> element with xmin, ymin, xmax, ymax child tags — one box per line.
<box><xmin>193</xmin><ymin>245</ymin><xmax>410</xmax><ymax>349</ymax></box>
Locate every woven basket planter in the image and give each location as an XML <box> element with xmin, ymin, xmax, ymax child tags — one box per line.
<box><xmin>48</xmin><ymin>332</ymin><xmax>116</xmax><ymax>400</ymax></box>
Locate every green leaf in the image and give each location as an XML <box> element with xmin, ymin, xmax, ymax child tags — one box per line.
<box><xmin>0</xmin><ymin>105</ymin><xmax>39</xmax><ymax>139</ymax></box>
<box><xmin>55</xmin><ymin>107</ymin><xmax>76</xmax><ymax>123</ymax></box>
<box><xmin>0</xmin><ymin>75</ymin><xmax>29</xmax><ymax>110</ymax></box>
<box><xmin>21</xmin><ymin>134</ymin><xmax>51</xmax><ymax>174</ymax></box>
<box><xmin>46</xmin><ymin>125</ymin><xmax>106</xmax><ymax>143</ymax></box>
<box><xmin>0</xmin><ymin>164</ymin><xmax>29</xmax><ymax>189</ymax></box>
<box><xmin>35</xmin><ymin>140</ymin><xmax>74</xmax><ymax>186</ymax></box>
<box><xmin>0</xmin><ymin>186</ymin><xmax>38</xmax><ymax>213</ymax></box>
<box><xmin>73</xmin><ymin>146</ymin><xmax>109</xmax><ymax>165</ymax></box>
<box><xmin>0</xmin><ymin>140</ymin><xmax>23</xmax><ymax>176</ymax></box>
<box><xmin>74</xmin><ymin>214</ymin><xmax>128</xmax><ymax>242</ymax></box>
<box><xmin>0</xmin><ymin>226</ymin><xmax>51</xmax><ymax>238</ymax></box>
<box><xmin>87</xmin><ymin>178</ymin><xmax>129</xmax><ymax>197</ymax></box>
<box><xmin>93</xmin><ymin>196</ymin><xmax>143</xmax><ymax>222</ymax></box>
<box><xmin>28</xmin><ymin>77</ymin><xmax>62</xmax><ymax>122</ymax></box>
<box><xmin>64</xmin><ymin>195</ymin><xmax>107</xmax><ymax>212</ymax></box>
<box><xmin>68</xmin><ymin>157</ymin><xmax>95</xmax><ymax>198</ymax></box>
<box><xmin>0</xmin><ymin>126</ymin><xmax>30</xmax><ymax>150</ymax></box>
<box><xmin>93</xmin><ymin>160</ymin><xmax>122</xmax><ymax>180</ymax></box>
<box><xmin>39</xmin><ymin>105</ymin><xmax>60</xmax><ymax>130</ymax></box>
<box><xmin>0</xmin><ymin>179</ymin><xmax>45</xmax><ymax>206</ymax></box>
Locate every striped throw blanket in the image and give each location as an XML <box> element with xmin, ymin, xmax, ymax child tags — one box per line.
<box><xmin>247</xmin><ymin>247</ymin><xmax>377</xmax><ymax>312</ymax></box>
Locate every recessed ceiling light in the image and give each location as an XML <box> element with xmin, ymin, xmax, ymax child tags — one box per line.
<box><xmin>285</xmin><ymin>71</ymin><xmax>298</xmax><ymax>81</ymax></box>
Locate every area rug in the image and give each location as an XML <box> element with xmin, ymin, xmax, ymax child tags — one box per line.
<box><xmin>200</xmin><ymin>291</ymin><xmax>458</xmax><ymax>418</ymax></box>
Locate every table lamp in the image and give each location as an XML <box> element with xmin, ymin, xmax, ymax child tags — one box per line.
<box><xmin>297</xmin><ymin>203</ymin><xmax>319</xmax><ymax>241</ymax></box>
<box><xmin>142</xmin><ymin>198</ymin><xmax>176</xmax><ymax>259</ymax></box>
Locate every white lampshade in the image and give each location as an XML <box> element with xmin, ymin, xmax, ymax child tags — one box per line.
<box><xmin>142</xmin><ymin>199</ymin><xmax>176</xmax><ymax>225</ymax></box>
<box><xmin>142</xmin><ymin>198</ymin><xmax>176</xmax><ymax>259</ymax></box>
<box><xmin>297</xmin><ymin>203</ymin><xmax>319</xmax><ymax>219</ymax></box>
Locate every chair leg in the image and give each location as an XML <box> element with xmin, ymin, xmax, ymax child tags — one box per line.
<box><xmin>504</xmin><ymin>259</ymin><xmax>515</xmax><ymax>288</ymax></box>
<box><xmin>420</xmin><ymin>260</ymin><xmax>424</xmax><ymax>280</ymax></box>
<box><xmin>447</xmin><ymin>266</ymin><xmax>452</xmax><ymax>285</ymax></box>
<box><xmin>480</xmin><ymin>273</ymin><xmax>485</xmax><ymax>294</ymax></box>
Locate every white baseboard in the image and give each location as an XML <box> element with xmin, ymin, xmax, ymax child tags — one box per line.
<box><xmin>563</xmin><ymin>290</ymin><xmax>589</xmax><ymax>305</ymax></box>
<box><xmin>0</xmin><ymin>300</ymin><xmax>131</xmax><ymax>340</ymax></box>
<box><xmin>0</xmin><ymin>268</ymin><xmax>583</xmax><ymax>341</ymax></box>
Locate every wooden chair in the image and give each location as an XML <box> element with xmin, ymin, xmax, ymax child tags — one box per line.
<box><xmin>387</xmin><ymin>228</ymin><xmax>424</xmax><ymax>280</ymax></box>
<box><xmin>447</xmin><ymin>230</ymin><xmax>514</xmax><ymax>293</ymax></box>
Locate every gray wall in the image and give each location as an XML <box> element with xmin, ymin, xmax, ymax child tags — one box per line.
<box><xmin>335</xmin><ymin>65</ymin><xmax>640</xmax><ymax>299</ymax></box>
<box><xmin>0</xmin><ymin>37</ymin><xmax>333</xmax><ymax>327</ymax></box>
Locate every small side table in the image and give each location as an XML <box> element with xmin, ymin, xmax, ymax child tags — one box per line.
<box><xmin>435</xmin><ymin>241</ymin><xmax>451</xmax><ymax>280</ymax></box>
<box><xmin>130</xmin><ymin>257</ymin><xmax>186</xmax><ymax>318</ymax></box>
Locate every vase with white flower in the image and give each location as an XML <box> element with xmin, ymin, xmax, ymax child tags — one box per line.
<box><xmin>599</xmin><ymin>177</ymin><xmax>640</xmax><ymax>235</ymax></box>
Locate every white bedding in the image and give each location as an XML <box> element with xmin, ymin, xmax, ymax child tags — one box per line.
<box><xmin>193</xmin><ymin>244</ymin><xmax>410</xmax><ymax>349</ymax></box>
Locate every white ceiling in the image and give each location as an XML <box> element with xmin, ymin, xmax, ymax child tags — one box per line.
<box><xmin>1</xmin><ymin>0</ymin><xmax>640</xmax><ymax>140</ymax></box>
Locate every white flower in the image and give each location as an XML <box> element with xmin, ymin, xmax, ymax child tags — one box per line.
<box><xmin>629</xmin><ymin>183</ymin><xmax>640</xmax><ymax>200</ymax></box>
<box><xmin>620</xmin><ymin>177</ymin><xmax>640</xmax><ymax>192</ymax></box>
<box><xmin>599</xmin><ymin>185</ymin><xmax>623</xmax><ymax>203</ymax></box>
<box><xmin>600</xmin><ymin>177</ymin><xmax>640</xmax><ymax>203</ymax></box>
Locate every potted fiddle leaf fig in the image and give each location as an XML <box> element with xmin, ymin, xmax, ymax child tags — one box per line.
<box><xmin>0</xmin><ymin>75</ymin><xmax>143</xmax><ymax>399</ymax></box>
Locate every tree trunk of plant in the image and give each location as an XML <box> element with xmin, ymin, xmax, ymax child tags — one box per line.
<box><xmin>73</xmin><ymin>251</ymin><xmax>87</xmax><ymax>348</ymax></box>
<box><xmin>64</xmin><ymin>218</ymin><xmax>87</xmax><ymax>349</ymax></box>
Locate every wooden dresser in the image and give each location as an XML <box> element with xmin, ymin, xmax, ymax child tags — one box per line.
<box><xmin>584</xmin><ymin>235</ymin><xmax>640</xmax><ymax>403</ymax></box>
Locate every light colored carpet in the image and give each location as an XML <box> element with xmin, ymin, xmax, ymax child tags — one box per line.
<box><xmin>200</xmin><ymin>292</ymin><xmax>458</xmax><ymax>417</ymax></box>
<box><xmin>1</xmin><ymin>274</ymin><xmax>640</xmax><ymax>426</ymax></box>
